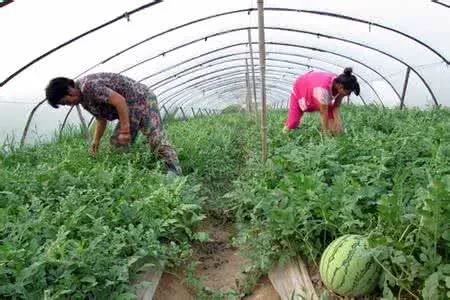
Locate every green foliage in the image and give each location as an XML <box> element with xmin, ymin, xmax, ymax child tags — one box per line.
<box><xmin>225</xmin><ymin>106</ymin><xmax>450</xmax><ymax>298</ymax></box>
<box><xmin>0</xmin><ymin>134</ymin><xmax>204</xmax><ymax>298</ymax></box>
<box><xmin>221</xmin><ymin>104</ymin><xmax>243</xmax><ymax>114</ymax></box>
<box><xmin>167</xmin><ymin>114</ymin><xmax>254</xmax><ymax>217</ymax></box>
<box><xmin>1</xmin><ymin>106</ymin><xmax>449</xmax><ymax>298</ymax></box>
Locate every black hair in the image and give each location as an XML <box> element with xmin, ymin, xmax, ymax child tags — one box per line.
<box><xmin>334</xmin><ymin>67</ymin><xmax>360</xmax><ymax>96</ymax></box>
<box><xmin>45</xmin><ymin>77</ymin><xmax>75</xmax><ymax>108</ymax></box>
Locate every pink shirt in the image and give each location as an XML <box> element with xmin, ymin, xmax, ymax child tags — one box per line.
<box><xmin>285</xmin><ymin>71</ymin><xmax>337</xmax><ymax>129</ymax></box>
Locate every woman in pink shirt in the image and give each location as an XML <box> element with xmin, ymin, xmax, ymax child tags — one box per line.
<box><xmin>283</xmin><ymin>68</ymin><xmax>360</xmax><ymax>135</ymax></box>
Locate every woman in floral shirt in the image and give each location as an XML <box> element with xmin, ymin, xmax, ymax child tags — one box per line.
<box><xmin>45</xmin><ymin>72</ymin><xmax>182</xmax><ymax>175</ymax></box>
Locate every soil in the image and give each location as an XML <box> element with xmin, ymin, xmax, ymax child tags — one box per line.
<box><xmin>191</xmin><ymin>219</ymin><xmax>247</xmax><ymax>292</ymax></box>
<box><xmin>244</xmin><ymin>276</ymin><xmax>280</xmax><ymax>300</ymax></box>
<box><xmin>153</xmin><ymin>271</ymin><xmax>194</xmax><ymax>300</ymax></box>
<box><xmin>153</xmin><ymin>218</ymin><xmax>280</xmax><ymax>299</ymax></box>
<box><xmin>149</xmin><ymin>222</ymin><xmax>378</xmax><ymax>300</ymax></box>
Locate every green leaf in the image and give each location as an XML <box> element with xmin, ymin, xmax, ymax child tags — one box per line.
<box><xmin>193</xmin><ymin>232</ymin><xmax>210</xmax><ymax>242</ymax></box>
<box><xmin>422</xmin><ymin>272</ymin><xmax>440</xmax><ymax>300</ymax></box>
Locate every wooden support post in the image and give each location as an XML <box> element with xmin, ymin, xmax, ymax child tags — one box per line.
<box><xmin>257</xmin><ymin>0</ymin><xmax>268</xmax><ymax>162</ymax></box>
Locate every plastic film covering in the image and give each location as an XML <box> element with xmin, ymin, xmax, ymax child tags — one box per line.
<box><xmin>0</xmin><ymin>0</ymin><xmax>448</xmax><ymax>144</ymax></box>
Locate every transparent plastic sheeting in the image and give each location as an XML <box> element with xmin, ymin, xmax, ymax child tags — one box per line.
<box><xmin>0</xmin><ymin>0</ymin><xmax>448</xmax><ymax>144</ymax></box>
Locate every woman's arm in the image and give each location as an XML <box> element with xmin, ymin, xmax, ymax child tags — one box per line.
<box><xmin>108</xmin><ymin>91</ymin><xmax>131</xmax><ymax>144</ymax></box>
<box><xmin>93</xmin><ymin>118</ymin><xmax>107</xmax><ymax>144</ymax></box>
<box><xmin>319</xmin><ymin>103</ymin><xmax>329</xmax><ymax>132</ymax></box>
<box><xmin>284</xmin><ymin>92</ymin><xmax>301</xmax><ymax>130</ymax></box>
<box><xmin>108</xmin><ymin>91</ymin><xmax>130</xmax><ymax>132</ymax></box>
<box><xmin>330</xmin><ymin>96</ymin><xmax>344</xmax><ymax>135</ymax></box>
<box><xmin>90</xmin><ymin>118</ymin><xmax>107</xmax><ymax>155</ymax></box>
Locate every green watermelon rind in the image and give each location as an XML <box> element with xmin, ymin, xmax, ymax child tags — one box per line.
<box><xmin>319</xmin><ymin>234</ymin><xmax>380</xmax><ymax>297</ymax></box>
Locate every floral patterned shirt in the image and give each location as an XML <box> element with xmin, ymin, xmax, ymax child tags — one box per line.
<box><xmin>76</xmin><ymin>73</ymin><xmax>155</xmax><ymax>120</ymax></box>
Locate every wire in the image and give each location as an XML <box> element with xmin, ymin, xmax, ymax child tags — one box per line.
<box><xmin>0</xmin><ymin>0</ymin><xmax>163</xmax><ymax>88</ymax></box>
<box><xmin>0</xmin><ymin>100</ymin><xmax>36</xmax><ymax>105</ymax></box>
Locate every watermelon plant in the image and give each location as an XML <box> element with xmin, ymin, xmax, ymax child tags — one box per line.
<box><xmin>0</xmin><ymin>105</ymin><xmax>449</xmax><ymax>299</ymax></box>
<box><xmin>226</xmin><ymin>106</ymin><xmax>450</xmax><ymax>298</ymax></box>
<box><xmin>0</xmin><ymin>128</ymin><xmax>205</xmax><ymax>298</ymax></box>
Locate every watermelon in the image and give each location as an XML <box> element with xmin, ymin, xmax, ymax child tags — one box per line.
<box><xmin>319</xmin><ymin>234</ymin><xmax>380</xmax><ymax>297</ymax></box>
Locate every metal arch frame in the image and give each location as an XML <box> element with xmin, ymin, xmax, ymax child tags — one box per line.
<box><xmin>172</xmin><ymin>74</ymin><xmax>368</xmax><ymax>110</ymax></box>
<box><xmin>139</xmin><ymin>44</ymin><xmax>310</xmax><ymax>83</ymax></box>
<box><xmin>147</xmin><ymin>50</ymin><xmax>388</xmax><ymax>98</ymax></box>
<box><xmin>431</xmin><ymin>0</ymin><xmax>450</xmax><ymax>8</ymax></box>
<box><xmin>158</xmin><ymin>60</ymin><xmax>352</xmax><ymax>101</ymax></box>
<box><xmin>79</xmin><ymin>7</ymin><xmax>447</xmax><ymax>76</ymax></box>
<box><xmin>198</xmin><ymin>83</ymin><xmax>291</xmax><ymax>102</ymax></box>
<box><xmin>135</xmin><ymin>46</ymin><xmax>377</xmax><ymax>103</ymax></box>
<box><xmin>56</xmin><ymin>61</ymin><xmax>373</xmax><ymax>143</ymax></box>
<box><xmin>127</xmin><ymin>26</ymin><xmax>403</xmax><ymax>95</ymax></box>
<box><xmin>162</xmin><ymin>66</ymin><xmax>373</xmax><ymax>111</ymax></box>
<box><xmin>185</xmin><ymin>74</ymin><xmax>294</xmax><ymax>93</ymax></box>
<box><xmin>160</xmin><ymin>62</ymin><xmax>375</xmax><ymax>110</ymax></box>
<box><xmin>16</xmin><ymin>6</ymin><xmax>446</xmax><ymax>145</ymax></box>
<box><xmin>180</xmin><ymin>82</ymin><xmax>291</xmax><ymax>110</ymax></box>
<box><xmin>186</xmin><ymin>84</ymin><xmax>292</xmax><ymax>110</ymax></box>
<box><xmin>181</xmin><ymin>77</ymin><xmax>293</xmax><ymax>98</ymax></box>
<box><xmin>67</xmin><ymin>68</ymin><xmax>296</xmax><ymax>139</ymax></box>
<box><xmin>160</xmin><ymin>64</ymin><xmax>313</xmax><ymax>109</ymax></box>
<box><xmin>199</xmin><ymin>95</ymin><xmax>282</xmax><ymax>114</ymax></box>
<box><xmin>208</xmin><ymin>85</ymin><xmax>292</xmax><ymax>106</ymax></box>
<box><xmin>197</xmin><ymin>82</ymin><xmax>291</xmax><ymax>102</ymax></box>
<box><xmin>153</xmin><ymin>59</ymin><xmax>370</xmax><ymax>107</ymax></box>
<box><xmin>162</xmin><ymin>67</ymin><xmax>370</xmax><ymax>111</ymax></box>
<box><xmin>173</xmin><ymin>88</ymin><xmax>286</xmax><ymax>118</ymax></box>
<box><xmin>163</xmin><ymin>68</ymin><xmax>294</xmax><ymax>100</ymax></box>
<box><xmin>0</xmin><ymin>0</ymin><xmax>163</xmax><ymax>87</ymax></box>
<box><xmin>178</xmin><ymin>76</ymin><xmax>293</xmax><ymax>104</ymax></box>
<box><xmin>165</xmin><ymin>71</ymin><xmax>295</xmax><ymax>111</ymax></box>
<box><xmin>145</xmin><ymin>49</ymin><xmax>371</xmax><ymax>87</ymax></box>
<box><xmin>0</xmin><ymin>0</ymin><xmax>14</xmax><ymax>8</ymax></box>
<box><xmin>134</xmin><ymin>28</ymin><xmax>435</xmax><ymax>105</ymax></box>
<box><xmin>151</xmin><ymin>53</ymin><xmax>379</xmax><ymax>105</ymax></box>
<box><xmin>187</xmin><ymin>87</ymin><xmax>288</xmax><ymax>111</ymax></box>
<box><xmin>119</xmin><ymin>26</ymin><xmax>436</xmax><ymax>105</ymax></box>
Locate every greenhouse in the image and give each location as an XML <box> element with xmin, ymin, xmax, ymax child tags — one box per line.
<box><xmin>0</xmin><ymin>0</ymin><xmax>449</xmax><ymax>299</ymax></box>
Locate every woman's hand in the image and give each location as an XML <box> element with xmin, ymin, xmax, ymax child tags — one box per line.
<box><xmin>117</xmin><ymin>131</ymin><xmax>131</xmax><ymax>145</ymax></box>
<box><xmin>329</xmin><ymin>119</ymin><xmax>343</xmax><ymax>135</ymax></box>
<box><xmin>332</xmin><ymin>124</ymin><xmax>344</xmax><ymax>135</ymax></box>
<box><xmin>90</xmin><ymin>142</ymin><xmax>99</xmax><ymax>156</ymax></box>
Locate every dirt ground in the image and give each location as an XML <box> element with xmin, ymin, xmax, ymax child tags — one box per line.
<box><xmin>191</xmin><ymin>220</ymin><xmax>247</xmax><ymax>292</ymax></box>
<box><xmin>244</xmin><ymin>276</ymin><xmax>280</xmax><ymax>300</ymax></box>
<box><xmin>153</xmin><ymin>219</ymin><xmax>280</xmax><ymax>299</ymax></box>
<box><xmin>152</xmin><ymin>271</ymin><xmax>194</xmax><ymax>300</ymax></box>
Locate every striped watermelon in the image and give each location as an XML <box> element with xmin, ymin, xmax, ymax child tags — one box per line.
<box><xmin>319</xmin><ymin>234</ymin><xmax>380</xmax><ymax>297</ymax></box>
